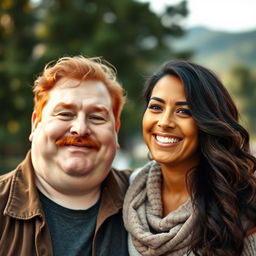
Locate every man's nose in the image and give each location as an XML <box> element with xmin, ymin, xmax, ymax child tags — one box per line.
<box><xmin>70</xmin><ymin>116</ymin><xmax>90</xmax><ymax>136</ymax></box>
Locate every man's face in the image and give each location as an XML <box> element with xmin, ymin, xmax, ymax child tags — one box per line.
<box><xmin>30</xmin><ymin>78</ymin><xmax>119</xmax><ymax>194</ymax></box>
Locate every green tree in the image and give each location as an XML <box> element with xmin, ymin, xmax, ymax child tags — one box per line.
<box><xmin>225</xmin><ymin>64</ymin><xmax>256</xmax><ymax>138</ymax></box>
<box><xmin>0</xmin><ymin>0</ymin><xmax>38</xmax><ymax>171</ymax></box>
<box><xmin>0</xmin><ymin>0</ymin><xmax>189</xmax><ymax>172</ymax></box>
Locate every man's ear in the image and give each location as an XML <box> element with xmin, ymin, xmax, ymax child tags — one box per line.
<box><xmin>115</xmin><ymin>119</ymin><xmax>121</xmax><ymax>149</ymax></box>
<box><xmin>116</xmin><ymin>136</ymin><xmax>120</xmax><ymax>149</ymax></box>
<box><xmin>115</xmin><ymin>119</ymin><xmax>121</xmax><ymax>133</ymax></box>
<box><xmin>29</xmin><ymin>111</ymin><xmax>40</xmax><ymax>142</ymax></box>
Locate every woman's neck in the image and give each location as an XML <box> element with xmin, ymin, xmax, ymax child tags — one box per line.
<box><xmin>160</xmin><ymin>164</ymin><xmax>192</xmax><ymax>216</ymax></box>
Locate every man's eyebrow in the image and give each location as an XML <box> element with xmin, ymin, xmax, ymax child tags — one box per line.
<box><xmin>91</xmin><ymin>105</ymin><xmax>110</xmax><ymax>114</ymax></box>
<box><xmin>54</xmin><ymin>103</ymin><xmax>75</xmax><ymax>110</ymax></box>
<box><xmin>54</xmin><ymin>103</ymin><xmax>110</xmax><ymax>115</ymax></box>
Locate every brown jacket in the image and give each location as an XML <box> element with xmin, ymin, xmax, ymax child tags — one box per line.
<box><xmin>0</xmin><ymin>152</ymin><xmax>131</xmax><ymax>256</ymax></box>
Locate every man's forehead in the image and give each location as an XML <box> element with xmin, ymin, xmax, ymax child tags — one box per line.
<box><xmin>53</xmin><ymin>77</ymin><xmax>81</xmax><ymax>88</ymax></box>
<box><xmin>49</xmin><ymin>78</ymin><xmax>106</xmax><ymax>94</ymax></box>
<box><xmin>44</xmin><ymin>79</ymin><xmax>113</xmax><ymax>112</ymax></box>
<box><xmin>50</xmin><ymin>78</ymin><xmax>110</xmax><ymax>96</ymax></box>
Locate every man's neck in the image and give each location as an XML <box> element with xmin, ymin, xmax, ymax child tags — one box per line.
<box><xmin>35</xmin><ymin>173</ymin><xmax>101</xmax><ymax>210</ymax></box>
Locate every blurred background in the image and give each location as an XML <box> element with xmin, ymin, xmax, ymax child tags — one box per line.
<box><xmin>0</xmin><ymin>0</ymin><xmax>255</xmax><ymax>173</ymax></box>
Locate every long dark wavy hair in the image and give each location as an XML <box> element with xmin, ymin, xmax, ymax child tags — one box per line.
<box><xmin>143</xmin><ymin>60</ymin><xmax>256</xmax><ymax>256</ymax></box>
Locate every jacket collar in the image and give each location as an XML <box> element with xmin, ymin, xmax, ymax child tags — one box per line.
<box><xmin>4</xmin><ymin>151</ymin><xmax>44</xmax><ymax>219</ymax></box>
<box><xmin>95</xmin><ymin>167</ymin><xmax>130</xmax><ymax>231</ymax></box>
<box><xmin>5</xmin><ymin>151</ymin><xmax>130</xmax><ymax>222</ymax></box>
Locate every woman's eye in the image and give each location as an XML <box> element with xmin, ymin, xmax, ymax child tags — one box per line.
<box><xmin>148</xmin><ymin>104</ymin><xmax>162</xmax><ymax>111</ymax></box>
<box><xmin>177</xmin><ymin>108</ymin><xmax>191</xmax><ymax>116</ymax></box>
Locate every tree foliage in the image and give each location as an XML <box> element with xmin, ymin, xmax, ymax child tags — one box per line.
<box><xmin>0</xmin><ymin>0</ymin><xmax>189</xmax><ymax>171</ymax></box>
<box><xmin>225</xmin><ymin>64</ymin><xmax>256</xmax><ymax>138</ymax></box>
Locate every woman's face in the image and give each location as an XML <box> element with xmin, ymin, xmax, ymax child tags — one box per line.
<box><xmin>143</xmin><ymin>75</ymin><xmax>200</xmax><ymax>171</ymax></box>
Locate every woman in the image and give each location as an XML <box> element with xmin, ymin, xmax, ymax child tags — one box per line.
<box><xmin>123</xmin><ymin>60</ymin><xmax>256</xmax><ymax>256</ymax></box>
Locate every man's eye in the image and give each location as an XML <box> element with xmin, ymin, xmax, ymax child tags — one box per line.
<box><xmin>89</xmin><ymin>115</ymin><xmax>106</xmax><ymax>122</ymax></box>
<box><xmin>148</xmin><ymin>104</ymin><xmax>162</xmax><ymax>111</ymax></box>
<box><xmin>57</xmin><ymin>112</ymin><xmax>74</xmax><ymax>118</ymax></box>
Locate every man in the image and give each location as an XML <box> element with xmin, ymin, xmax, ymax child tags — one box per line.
<box><xmin>0</xmin><ymin>56</ymin><xmax>130</xmax><ymax>255</ymax></box>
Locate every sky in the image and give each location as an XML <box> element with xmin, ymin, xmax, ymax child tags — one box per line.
<box><xmin>139</xmin><ymin>0</ymin><xmax>256</xmax><ymax>32</ymax></box>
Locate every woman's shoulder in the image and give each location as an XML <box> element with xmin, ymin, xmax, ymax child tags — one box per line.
<box><xmin>129</xmin><ymin>161</ymin><xmax>158</xmax><ymax>184</ymax></box>
<box><xmin>246</xmin><ymin>227</ymin><xmax>256</xmax><ymax>236</ymax></box>
<box><xmin>242</xmin><ymin>231</ymin><xmax>256</xmax><ymax>256</ymax></box>
<box><xmin>129</xmin><ymin>167</ymin><xmax>145</xmax><ymax>184</ymax></box>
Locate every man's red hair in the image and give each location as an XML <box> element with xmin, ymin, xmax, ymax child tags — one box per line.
<box><xmin>33</xmin><ymin>56</ymin><xmax>125</xmax><ymax>123</ymax></box>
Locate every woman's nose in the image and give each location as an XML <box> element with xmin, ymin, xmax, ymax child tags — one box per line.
<box><xmin>157</xmin><ymin>112</ymin><xmax>176</xmax><ymax>129</ymax></box>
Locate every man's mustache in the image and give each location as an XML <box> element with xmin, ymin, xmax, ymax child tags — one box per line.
<box><xmin>55</xmin><ymin>136</ymin><xmax>100</xmax><ymax>151</ymax></box>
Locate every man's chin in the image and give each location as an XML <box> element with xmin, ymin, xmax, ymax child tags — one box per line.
<box><xmin>61</xmin><ymin>163</ymin><xmax>94</xmax><ymax>177</ymax></box>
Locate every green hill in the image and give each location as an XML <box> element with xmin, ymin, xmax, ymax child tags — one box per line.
<box><xmin>171</xmin><ymin>26</ymin><xmax>256</xmax><ymax>75</ymax></box>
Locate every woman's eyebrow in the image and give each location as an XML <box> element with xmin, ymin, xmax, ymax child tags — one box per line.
<box><xmin>150</xmin><ymin>96</ymin><xmax>165</xmax><ymax>103</ymax></box>
<box><xmin>150</xmin><ymin>97</ymin><xmax>188</xmax><ymax>106</ymax></box>
<box><xmin>175</xmin><ymin>101</ymin><xmax>188</xmax><ymax>106</ymax></box>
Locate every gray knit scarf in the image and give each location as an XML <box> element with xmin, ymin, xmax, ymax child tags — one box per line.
<box><xmin>123</xmin><ymin>161</ymin><xmax>195</xmax><ymax>256</ymax></box>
